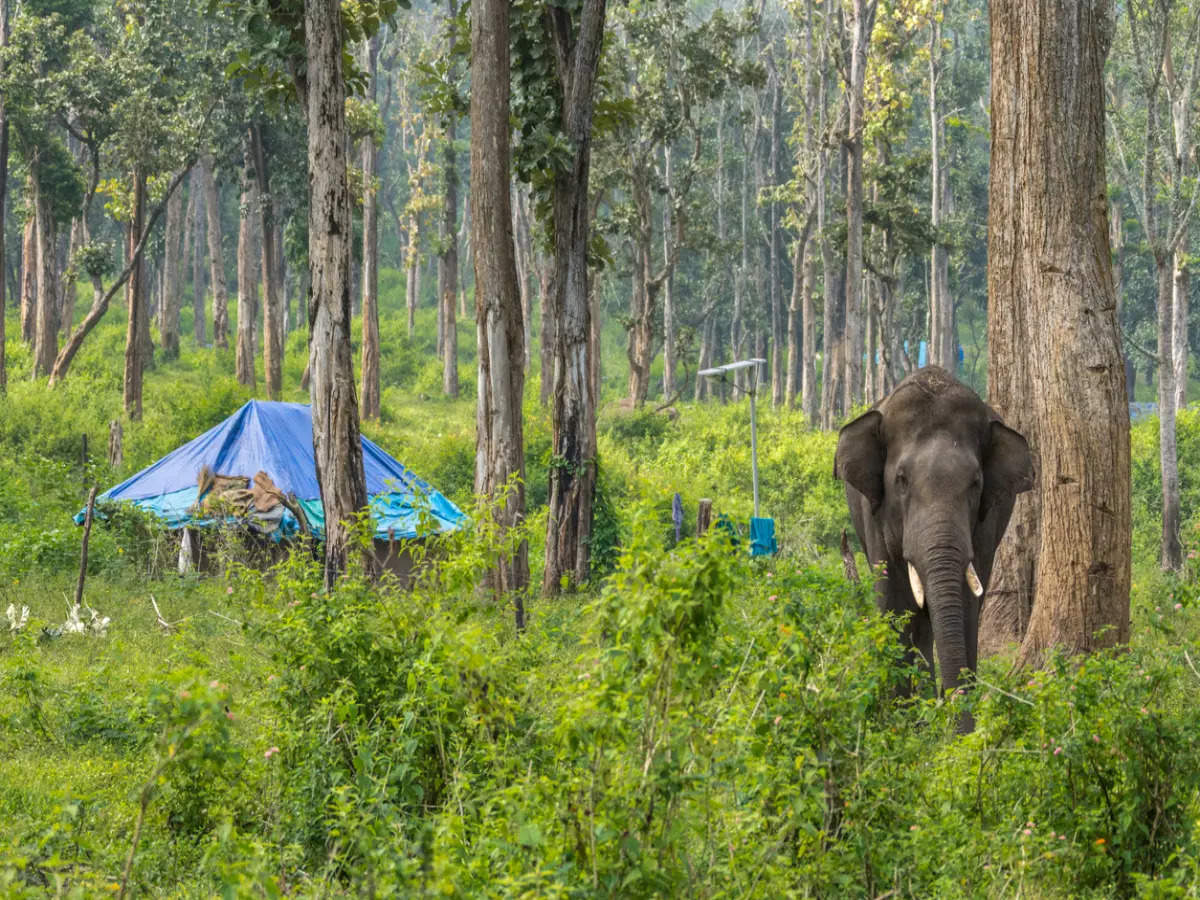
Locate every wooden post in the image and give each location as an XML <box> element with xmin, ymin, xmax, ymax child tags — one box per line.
<box><xmin>108</xmin><ymin>419</ymin><xmax>123</xmax><ymax>468</ymax></box>
<box><xmin>696</xmin><ymin>498</ymin><xmax>713</xmax><ymax>536</ymax></box>
<box><xmin>75</xmin><ymin>485</ymin><xmax>98</xmax><ymax>608</ymax></box>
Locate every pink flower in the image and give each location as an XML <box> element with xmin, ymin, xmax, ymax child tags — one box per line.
<box><xmin>1054</xmin><ymin>746</ymin><xmax>1063</xmax><ymax>755</ymax></box>
<box><xmin>226</xmin><ymin>586</ymin><xmax>234</xmax><ymax>595</ymax></box>
<box><xmin>1141</xmin><ymin>707</ymin><xmax>1149</xmax><ymax>714</ymax></box>
<box><xmin>1023</xmin><ymin>828</ymin><xmax>1032</xmax><ymax>836</ymax></box>
<box><xmin>1092</xmin><ymin>734</ymin><xmax>1100</xmax><ymax>743</ymax></box>
<box><xmin>1059</xmin><ymin>834</ymin><xmax>1066</xmax><ymax>840</ymax></box>
<box><xmin>225</xmin><ymin>710</ymin><xmax>235</xmax><ymax>720</ymax></box>
<box><xmin>179</xmin><ymin>690</ymin><xmax>191</xmax><ymax>699</ymax></box>
<box><xmin>910</xmin><ymin>825</ymin><xmax>918</xmax><ymax>831</ymax></box>
<box><xmin>1176</xmin><ymin>603</ymin><xmax>1184</xmax><ymax>611</ymax></box>
<box><xmin>768</xmin><ymin>595</ymin><xmax>778</xmax><ymax>602</ymax></box>
<box><xmin>773</xmin><ymin>715</ymin><xmax>782</xmax><ymax>726</ymax></box>
<box><xmin>267</xmin><ymin>674</ymin><xmax>277</xmax><ymax>683</ymax></box>
<box><xmin>210</xmin><ymin>680</ymin><xmax>221</xmax><ymax>689</ymax></box>
<box><xmin>264</xmin><ymin>746</ymin><xmax>280</xmax><ymax>758</ymax></box>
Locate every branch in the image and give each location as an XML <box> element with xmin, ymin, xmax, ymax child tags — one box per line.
<box><xmin>48</xmin><ymin>164</ymin><xmax>192</xmax><ymax>386</ymax></box>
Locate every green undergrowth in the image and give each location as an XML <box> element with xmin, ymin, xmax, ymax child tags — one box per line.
<box><xmin>4</xmin><ymin>300</ymin><xmax>1200</xmax><ymax>895</ymax></box>
<box><xmin>3</xmin><ymin>512</ymin><xmax>1200</xmax><ymax>896</ymax></box>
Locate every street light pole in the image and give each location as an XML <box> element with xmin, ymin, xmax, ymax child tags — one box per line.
<box><xmin>698</xmin><ymin>358</ymin><xmax>767</xmax><ymax>518</ymax></box>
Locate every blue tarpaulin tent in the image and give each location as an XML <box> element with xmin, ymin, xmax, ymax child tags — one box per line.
<box><xmin>78</xmin><ymin>400</ymin><xmax>466</xmax><ymax>541</ymax></box>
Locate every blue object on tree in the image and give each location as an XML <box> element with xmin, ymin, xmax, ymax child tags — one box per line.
<box><xmin>749</xmin><ymin>517</ymin><xmax>777</xmax><ymax>557</ymax></box>
<box><xmin>672</xmin><ymin>492</ymin><xmax>683</xmax><ymax>543</ymax></box>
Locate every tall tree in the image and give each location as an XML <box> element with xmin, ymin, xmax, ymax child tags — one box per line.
<box><xmin>987</xmin><ymin>0</ymin><xmax>1131</xmax><ymax>662</ymax></box>
<box><xmin>436</xmin><ymin>3</ymin><xmax>460</xmax><ymax>400</ymax></box>
<box><xmin>1106</xmin><ymin>0</ymin><xmax>1200</xmax><ymax>573</ymax></box>
<box><xmin>253</xmin><ymin>123</ymin><xmax>284</xmax><ymax>399</ymax></box>
<box><xmin>123</xmin><ymin>169</ymin><xmax>148</xmax><ymax>418</ymax></box>
<box><xmin>304</xmin><ymin>0</ymin><xmax>372</xmax><ymax>587</ymax></box>
<box><xmin>0</xmin><ymin>0</ymin><xmax>8</xmax><ymax>395</ymax></box>
<box><xmin>159</xmin><ymin>170</ymin><xmax>185</xmax><ymax>359</ymax></box>
<box><xmin>201</xmin><ymin>157</ymin><xmax>230</xmax><ymax>348</ymax></box>
<box><xmin>841</xmin><ymin>0</ymin><xmax>878</xmax><ymax>412</ymax></box>
<box><xmin>472</xmin><ymin>0</ymin><xmax>529</xmax><ymax>624</ymax></box>
<box><xmin>361</xmin><ymin>34</ymin><xmax>383</xmax><ymax>417</ymax></box>
<box><xmin>235</xmin><ymin>137</ymin><xmax>259</xmax><ymax>390</ymax></box>
<box><xmin>190</xmin><ymin>168</ymin><xmax>207</xmax><ymax>343</ymax></box>
<box><xmin>926</xmin><ymin>0</ymin><xmax>954</xmax><ymax>371</ymax></box>
<box><xmin>536</xmin><ymin>0</ymin><xmax>608</xmax><ymax>594</ymax></box>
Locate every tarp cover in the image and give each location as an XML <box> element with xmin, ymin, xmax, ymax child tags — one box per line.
<box><xmin>78</xmin><ymin>400</ymin><xmax>466</xmax><ymax>540</ymax></box>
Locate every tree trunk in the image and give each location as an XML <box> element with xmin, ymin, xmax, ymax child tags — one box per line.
<box><xmin>201</xmin><ymin>157</ymin><xmax>229</xmax><ymax>349</ymax></box>
<box><xmin>539</xmin><ymin>254</ymin><xmax>554</xmax><ymax>405</ymax></box>
<box><xmin>0</xmin><ymin>0</ymin><xmax>7</xmax><ymax>394</ymax></box>
<box><xmin>190</xmin><ymin>169</ymin><xmax>207</xmax><ymax>344</ymax></box>
<box><xmin>843</xmin><ymin>0</ymin><xmax>874</xmax><ymax>412</ymax></box>
<box><xmin>405</xmin><ymin>219</ymin><xmax>418</xmax><ymax>338</ymax></box>
<box><xmin>801</xmin><ymin>217</ymin><xmax>818</xmax><ymax>424</ymax></box>
<box><xmin>236</xmin><ymin>140</ymin><xmax>259</xmax><ymax>390</ymax></box>
<box><xmin>160</xmin><ymin>175</ymin><xmax>184</xmax><ymax>360</ymax></box>
<box><xmin>471</xmin><ymin>0</ymin><xmax>529</xmax><ymax>625</ymax></box>
<box><xmin>928</xmin><ymin>10</ymin><xmax>954</xmax><ymax>371</ymax></box>
<box><xmin>439</xmin><ymin>128</ymin><xmax>459</xmax><ymax>397</ymax></box>
<box><xmin>543</xmin><ymin>0</ymin><xmax>606</xmax><ymax>596</ymax></box>
<box><xmin>662</xmin><ymin>148</ymin><xmax>675</xmax><ymax>401</ymax></box>
<box><xmin>253</xmin><ymin>124</ymin><xmax>284</xmax><ymax>400</ymax></box>
<box><xmin>360</xmin><ymin>37</ymin><xmax>381</xmax><ymax>417</ymax></box>
<box><xmin>770</xmin><ymin>72</ymin><xmax>785</xmax><ymax>408</ymax></box>
<box><xmin>627</xmin><ymin>169</ymin><xmax>656</xmax><ymax>407</ymax></box>
<box><xmin>32</xmin><ymin>168</ymin><xmax>58</xmax><ymax>378</ymax></box>
<box><xmin>987</xmin><ymin>0</ymin><xmax>1130</xmax><ymax>665</ymax></box>
<box><xmin>20</xmin><ymin>210</ymin><xmax>35</xmax><ymax>344</ymax></box>
<box><xmin>1173</xmin><ymin>251</ymin><xmax>1188</xmax><ymax>411</ymax></box>
<box><xmin>123</xmin><ymin>170</ymin><xmax>147</xmax><ymax>419</ymax></box>
<box><xmin>1157</xmin><ymin>257</ymin><xmax>1183</xmax><ymax>571</ymax></box>
<box><xmin>305</xmin><ymin>0</ymin><xmax>371</xmax><ymax>588</ymax></box>
<box><xmin>513</xmin><ymin>181</ymin><xmax>533</xmax><ymax>370</ymax></box>
<box><xmin>787</xmin><ymin>211</ymin><xmax>814</xmax><ymax>410</ymax></box>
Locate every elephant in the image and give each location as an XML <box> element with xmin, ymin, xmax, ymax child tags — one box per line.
<box><xmin>834</xmin><ymin>366</ymin><xmax>1034</xmax><ymax>732</ymax></box>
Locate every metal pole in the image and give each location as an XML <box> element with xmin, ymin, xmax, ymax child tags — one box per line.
<box><xmin>749</xmin><ymin>363</ymin><xmax>760</xmax><ymax>518</ymax></box>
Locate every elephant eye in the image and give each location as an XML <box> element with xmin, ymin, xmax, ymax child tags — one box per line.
<box><xmin>895</xmin><ymin>469</ymin><xmax>908</xmax><ymax>490</ymax></box>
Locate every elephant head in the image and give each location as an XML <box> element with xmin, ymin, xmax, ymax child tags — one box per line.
<box><xmin>834</xmin><ymin>367</ymin><xmax>1033</xmax><ymax>731</ymax></box>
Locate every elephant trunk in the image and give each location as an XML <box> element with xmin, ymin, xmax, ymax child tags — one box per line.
<box><xmin>921</xmin><ymin>546</ymin><xmax>975</xmax><ymax>733</ymax></box>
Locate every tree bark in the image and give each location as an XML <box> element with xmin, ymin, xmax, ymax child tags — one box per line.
<box><xmin>1173</xmin><ymin>252</ymin><xmax>1188</xmax><ymax>410</ymax></box>
<box><xmin>1158</xmin><ymin>257</ymin><xmax>1183</xmax><ymax>570</ymax></box>
<box><xmin>471</xmin><ymin>0</ymin><xmax>529</xmax><ymax>625</ymax></box>
<box><xmin>123</xmin><ymin>169</ymin><xmax>147</xmax><ymax>419</ymax></box>
<box><xmin>842</xmin><ymin>0</ymin><xmax>875</xmax><ymax>413</ymax></box>
<box><xmin>405</xmin><ymin>218</ymin><xmax>418</xmax><ymax>338</ymax></box>
<box><xmin>20</xmin><ymin>207</ymin><xmax>35</xmax><ymax>344</ymax></box>
<box><xmin>32</xmin><ymin>166</ymin><xmax>58</xmax><ymax>378</ymax></box>
<box><xmin>305</xmin><ymin>0</ymin><xmax>371</xmax><ymax>588</ymax></box>
<box><xmin>439</xmin><ymin>116</ymin><xmax>459</xmax><ymax>395</ymax></box>
<box><xmin>0</xmin><ymin>0</ymin><xmax>7</xmax><ymax>394</ymax></box>
<box><xmin>159</xmin><ymin>174</ymin><xmax>184</xmax><ymax>359</ymax></box>
<box><xmin>236</xmin><ymin>139</ymin><xmax>259</xmax><ymax>390</ymax></box>
<box><xmin>987</xmin><ymin>0</ymin><xmax>1130</xmax><ymax>665</ymax></box>
<box><xmin>252</xmin><ymin>124</ymin><xmax>283</xmax><ymax>400</ymax></box>
<box><xmin>360</xmin><ymin>36</ymin><xmax>382</xmax><ymax>417</ymax></box>
<box><xmin>928</xmin><ymin>8</ymin><xmax>954</xmax><ymax>371</ymax></box>
<box><xmin>542</xmin><ymin>0</ymin><xmax>607</xmax><ymax>595</ymax></box>
<box><xmin>190</xmin><ymin>169</ymin><xmax>206</xmax><ymax>344</ymax></box>
<box><xmin>201</xmin><ymin>157</ymin><xmax>229</xmax><ymax>349</ymax></box>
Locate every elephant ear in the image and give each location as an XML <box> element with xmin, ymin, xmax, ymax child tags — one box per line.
<box><xmin>835</xmin><ymin>410</ymin><xmax>885</xmax><ymax>509</ymax></box>
<box><xmin>981</xmin><ymin>420</ymin><xmax>1034</xmax><ymax>516</ymax></box>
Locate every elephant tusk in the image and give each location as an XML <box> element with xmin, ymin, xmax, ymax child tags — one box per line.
<box><xmin>966</xmin><ymin>562</ymin><xmax>984</xmax><ymax>597</ymax></box>
<box><xmin>908</xmin><ymin>562</ymin><xmax>925</xmax><ymax>609</ymax></box>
